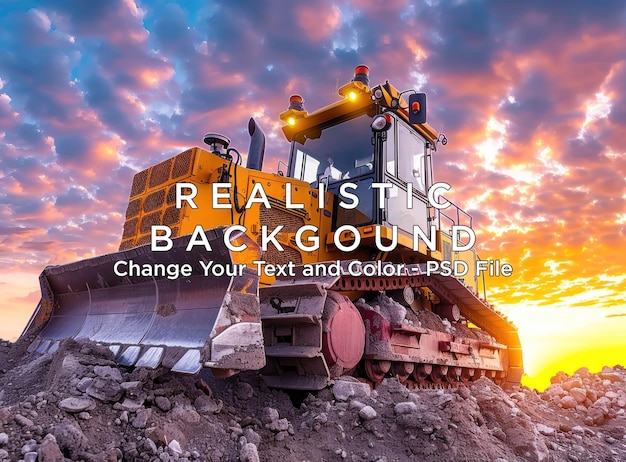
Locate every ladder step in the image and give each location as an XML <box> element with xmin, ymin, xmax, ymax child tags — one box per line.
<box><xmin>261</xmin><ymin>314</ymin><xmax>319</xmax><ymax>326</ymax></box>
<box><xmin>264</xmin><ymin>345</ymin><xmax>321</xmax><ymax>358</ymax></box>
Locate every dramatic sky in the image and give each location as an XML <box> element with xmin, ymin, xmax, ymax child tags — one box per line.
<box><xmin>1</xmin><ymin>1</ymin><xmax>624</xmax><ymax>389</ymax></box>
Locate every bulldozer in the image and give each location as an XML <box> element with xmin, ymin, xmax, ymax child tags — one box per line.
<box><xmin>22</xmin><ymin>66</ymin><xmax>523</xmax><ymax>390</ymax></box>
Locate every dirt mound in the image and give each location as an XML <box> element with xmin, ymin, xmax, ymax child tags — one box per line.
<box><xmin>0</xmin><ymin>338</ymin><xmax>625</xmax><ymax>461</ymax></box>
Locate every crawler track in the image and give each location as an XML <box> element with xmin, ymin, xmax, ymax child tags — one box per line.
<box><xmin>259</xmin><ymin>261</ymin><xmax>522</xmax><ymax>390</ymax></box>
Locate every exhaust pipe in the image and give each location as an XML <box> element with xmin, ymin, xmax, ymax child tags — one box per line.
<box><xmin>246</xmin><ymin>117</ymin><xmax>266</xmax><ymax>171</ymax></box>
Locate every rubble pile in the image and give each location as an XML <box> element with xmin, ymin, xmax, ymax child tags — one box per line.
<box><xmin>541</xmin><ymin>367</ymin><xmax>626</xmax><ymax>426</ymax></box>
<box><xmin>0</xmin><ymin>338</ymin><xmax>625</xmax><ymax>461</ymax></box>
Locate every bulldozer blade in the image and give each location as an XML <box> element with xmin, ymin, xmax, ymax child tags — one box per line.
<box><xmin>24</xmin><ymin>227</ymin><xmax>266</xmax><ymax>374</ymax></box>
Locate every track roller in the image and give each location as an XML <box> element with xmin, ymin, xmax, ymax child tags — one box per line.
<box><xmin>460</xmin><ymin>368</ymin><xmax>475</xmax><ymax>383</ymax></box>
<box><xmin>447</xmin><ymin>366</ymin><xmax>462</xmax><ymax>382</ymax></box>
<box><xmin>430</xmin><ymin>365</ymin><xmax>448</xmax><ymax>383</ymax></box>
<box><xmin>364</xmin><ymin>359</ymin><xmax>391</xmax><ymax>383</ymax></box>
<box><xmin>413</xmin><ymin>363</ymin><xmax>432</xmax><ymax>381</ymax></box>
<box><xmin>391</xmin><ymin>362</ymin><xmax>414</xmax><ymax>383</ymax></box>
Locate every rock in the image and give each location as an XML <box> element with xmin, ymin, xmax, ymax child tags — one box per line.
<box><xmin>0</xmin><ymin>449</ymin><xmax>8</xmax><ymax>460</ymax></box>
<box><xmin>145</xmin><ymin>423</ymin><xmax>187</xmax><ymax>447</ymax></box>
<box><xmin>131</xmin><ymin>408</ymin><xmax>152</xmax><ymax>428</ymax></box>
<box><xmin>536</xmin><ymin>423</ymin><xmax>555</xmax><ymax>436</ymax></box>
<box><xmin>0</xmin><ymin>432</ymin><xmax>7</xmax><ymax>445</ymax></box>
<box><xmin>86</xmin><ymin>377</ymin><xmax>123</xmax><ymax>403</ymax></box>
<box><xmin>170</xmin><ymin>404</ymin><xmax>202</xmax><ymax>422</ymax></box>
<box><xmin>261</xmin><ymin>407</ymin><xmax>280</xmax><ymax>425</ymax></box>
<box><xmin>394</xmin><ymin>401</ymin><xmax>417</xmax><ymax>415</ymax></box>
<box><xmin>0</xmin><ymin>408</ymin><xmax>11</xmax><ymax>425</ymax></box>
<box><xmin>587</xmin><ymin>405</ymin><xmax>606</xmax><ymax>425</ymax></box>
<box><xmin>143</xmin><ymin>438</ymin><xmax>157</xmax><ymax>456</ymax></box>
<box><xmin>599</xmin><ymin>372</ymin><xmax>621</xmax><ymax>382</ymax></box>
<box><xmin>240</xmin><ymin>442</ymin><xmax>260</xmax><ymax>462</ymax></box>
<box><xmin>235</xmin><ymin>382</ymin><xmax>254</xmax><ymax>400</ymax></box>
<box><xmin>586</xmin><ymin>388</ymin><xmax>598</xmax><ymax>403</ymax></box>
<box><xmin>332</xmin><ymin>378</ymin><xmax>371</xmax><ymax>401</ymax></box>
<box><xmin>243</xmin><ymin>427</ymin><xmax>261</xmax><ymax>446</ymax></box>
<box><xmin>76</xmin><ymin>377</ymin><xmax>93</xmax><ymax>393</ymax></box>
<box><xmin>120</xmin><ymin>380</ymin><xmax>142</xmax><ymax>391</ymax></box>
<box><xmin>15</xmin><ymin>413</ymin><xmax>34</xmax><ymax>427</ymax></box>
<box><xmin>122</xmin><ymin>441</ymin><xmax>139</xmax><ymax>460</ymax></box>
<box><xmin>560</xmin><ymin>396</ymin><xmax>577</xmax><ymax>409</ymax></box>
<box><xmin>167</xmin><ymin>439</ymin><xmax>182</xmax><ymax>456</ymax></box>
<box><xmin>358</xmin><ymin>406</ymin><xmax>377</xmax><ymax>421</ymax></box>
<box><xmin>21</xmin><ymin>439</ymin><xmax>37</xmax><ymax>454</ymax></box>
<box><xmin>195</xmin><ymin>378</ymin><xmax>213</xmax><ymax>397</ymax></box>
<box><xmin>349</xmin><ymin>400</ymin><xmax>365</xmax><ymax>410</ymax></box>
<box><xmin>542</xmin><ymin>384</ymin><xmax>564</xmax><ymax>401</ymax></box>
<box><xmin>24</xmin><ymin>452</ymin><xmax>37</xmax><ymax>462</ymax></box>
<box><xmin>93</xmin><ymin>365</ymin><xmax>123</xmax><ymax>382</ymax></box>
<box><xmin>114</xmin><ymin>397</ymin><xmax>144</xmax><ymax>411</ymax></box>
<box><xmin>550</xmin><ymin>371</ymin><xmax>568</xmax><ymax>384</ymax></box>
<box><xmin>53</xmin><ymin>420</ymin><xmax>87</xmax><ymax>459</ymax></box>
<box><xmin>569</xmin><ymin>388</ymin><xmax>587</xmax><ymax>404</ymax></box>
<box><xmin>155</xmin><ymin>396</ymin><xmax>171</xmax><ymax>412</ymax></box>
<box><xmin>194</xmin><ymin>395</ymin><xmax>221</xmax><ymax>414</ymax></box>
<box><xmin>58</xmin><ymin>397</ymin><xmax>96</xmax><ymax>413</ymax></box>
<box><xmin>574</xmin><ymin>367</ymin><xmax>590</xmax><ymax>378</ymax></box>
<box><xmin>267</xmin><ymin>418</ymin><xmax>289</xmax><ymax>432</ymax></box>
<box><xmin>562</xmin><ymin>377</ymin><xmax>584</xmax><ymax>391</ymax></box>
<box><xmin>38</xmin><ymin>434</ymin><xmax>64</xmax><ymax>462</ymax></box>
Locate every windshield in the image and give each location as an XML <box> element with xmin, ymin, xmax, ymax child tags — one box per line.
<box><xmin>289</xmin><ymin>114</ymin><xmax>374</xmax><ymax>184</ymax></box>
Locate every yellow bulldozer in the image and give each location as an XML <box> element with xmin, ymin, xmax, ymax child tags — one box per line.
<box><xmin>22</xmin><ymin>66</ymin><xmax>523</xmax><ymax>390</ymax></box>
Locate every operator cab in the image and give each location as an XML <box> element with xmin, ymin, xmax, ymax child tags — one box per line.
<box><xmin>286</xmin><ymin>109</ymin><xmax>435</xmax><ymax>239</ymax></box>
<box><xmin>287</xmin><ymin>113</ymin><xmax>377</xmax><ymax>227</ymax></box>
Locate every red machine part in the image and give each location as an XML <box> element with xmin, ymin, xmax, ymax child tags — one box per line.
<box><xmin>321</xmin><ymin>292</ymin><xmax>365</xmax><ymax>372</ymax></box>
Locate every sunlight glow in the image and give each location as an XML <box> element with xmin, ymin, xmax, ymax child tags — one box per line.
<box><xmin>475</xmin><ymin>117</ymin><xmax>508</xmax><ymax>168</ymax></box>
<box><xmin>578</xmin><ymin>91</ymin><xmax>612</xmax><ymax>139</ymax></box>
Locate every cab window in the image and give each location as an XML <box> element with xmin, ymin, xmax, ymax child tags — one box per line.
<box><xmin>397</xmin><ymin>122</ymin><xmax>426</xmax><ymax>193</ymax></box>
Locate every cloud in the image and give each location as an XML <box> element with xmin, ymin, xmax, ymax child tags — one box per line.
<box><xmin>605</xmin><ymin>313</ymin><xmax>626</xmax><ymax>318</ymax></box>
<box><xmin>0</xmin><ymin>0</ymin><xmax>624</xmax><ymax>356</ymax></box>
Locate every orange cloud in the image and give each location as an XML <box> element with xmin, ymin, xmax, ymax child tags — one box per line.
<box><xmin>296</xmin><ymin>3</ymin><xmax>341</xmax><ymax>43</ymax></box>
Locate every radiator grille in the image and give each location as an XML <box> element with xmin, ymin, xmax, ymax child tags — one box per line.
<box><xmin>143</xmin><ymin>189</ymin><xmax>166</xmax><ymax>213</ymax></box>
<box><xmin>163</xmin><ymin>206</ymin><xmax>181</xmax><ymax>226</ymax></box>
<box><xmin>172</xmin><ymin>149</ymin><xmax>194</xmax><ymax>179</ymax></box>
<box><xmin>149</xmin><ymin>158</ymin><xmax>172</xmax><ymax>188</ymax></box>
<box><xmin>262</xmin><ymin>245</ymin><xmax>302</xmax><ymax>266</ymax></box>
<box><xmin>119</xmin><ymin>238</ymin><xmax>136</xmax><ymax>250</ymax></box>
<box><xmin>136</xmin><ymin>234</ymin><xmax>152</xmax><ymax>247</ymax></box>
<box><xmin>260</xmin><ymin>206</ymin><xmax>304</xmax><ymax>234</ymax></box>
<box><xmin>122</xmin><ymin>218</ymin><xmax>138</xmax><ymax>239</ymax></box>
<box><xmin>166</xmin><ymin>185</ymin><xmax>177</xmax><ymax>204</ymax></box>
<box><xmin>125</xmin><ymin>198</ymin><xmax>142</xmax><ymax>219</ymax></box>
<box><xmin>259</xmin><ymin>205</ymin><xmax>304</xmax><ymax>265</ymax></box>
<box><xmin>118</xmin><ymin>148</ymin><xmax>197</xmax><ymax>251</ymax></box>
<box><xmin>140</xmin><ymin>211</ymin><xmax>162</xmax><ymax>234</ymax></box>
<box><xmin>130</xmin><ymin>170</ymin><xmax>148</xmax><ymax>197</ymax></box>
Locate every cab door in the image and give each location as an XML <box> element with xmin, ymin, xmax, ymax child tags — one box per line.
<box><xmin>383</xmin><ymin>114</ymin><xmax>432</xmax><ymax>240</ymax></box>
